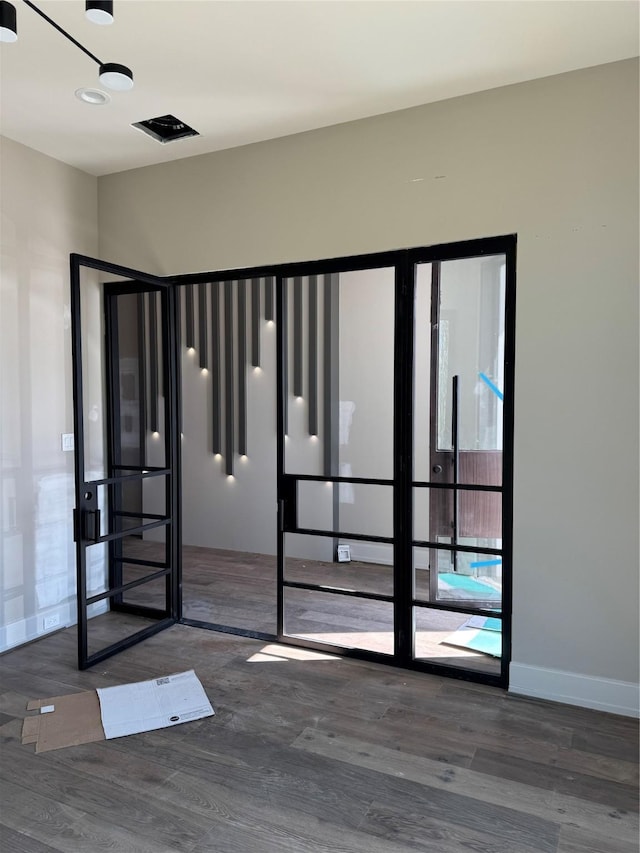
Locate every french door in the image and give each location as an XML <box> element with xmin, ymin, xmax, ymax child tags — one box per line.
<box><xmin>276</xmin><ymin>236</ymin><xmax>515</xmax><ymax>685</ymax></box>
<box><xmin>71</xmin><ymin>255</ymin><xmax>181</xmax><ymax>669</ymax></box>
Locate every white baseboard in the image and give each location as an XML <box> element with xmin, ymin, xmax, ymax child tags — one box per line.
<box><xmin>509</xmin><ymin>662</ymin><xmax>639</xmax><ymax>718</ymax></box>
<box><xmin>342</xmin><ymin>541</ymin><xmax>429</xmax><ymax>569</ymax></box>
<box><xmin>0</xmin><ymin>600</ymin><xmax>108</xmax><ymax>654</ymax></box>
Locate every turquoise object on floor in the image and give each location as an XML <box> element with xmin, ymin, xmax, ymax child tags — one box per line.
<box><xmin>457</xmin><ymin>628</ymin><xmax>502</xmax><ymax>657</ymax></box>
<box><xmin>439</xmin><ymin>572</ymin><xmax>501</xmax><ymax>599</ymax></box>
<box><xmin>443</xmin><ymin>615</ymin><xmax>503</xmax><ymax>657</ymax></box>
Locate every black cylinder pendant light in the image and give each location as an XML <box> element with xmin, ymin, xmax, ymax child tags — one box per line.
<box><xmin>99</xmin><ymin>61</ymin><xmax>134</xmax><ymax>91</ymax></box>
<box><xmin>0</xmin><ymin>1</ymin><xmax>17</xmax><ymax>42</ymax></box>
<box><xmin>85</xmin><ymin>1</ymin><xmax>113</xmax><ymax>25</ymax></box>
<box><xmin>5</xmin><ymin>1</ymin><xmax>134</xmax><ymax>93</ymax></box>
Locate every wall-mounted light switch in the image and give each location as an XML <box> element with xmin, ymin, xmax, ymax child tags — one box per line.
<box><xmin>61</xmin><ymin>433</ymin><xmax>74</xmax><ymax>452</ymax></box>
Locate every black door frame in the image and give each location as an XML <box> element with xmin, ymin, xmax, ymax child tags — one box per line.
<box><xmin>272</xmin><ymin>235</ymin><xmax>516</xmax><ymax>687</ymax></box>
<box><xmin>71</xmin><ymin>254</ymin><xmax>181</xmax><ymax>669</ymax></box>
<box><xmin>71</xmin><ymin>235</ymin><xmax>515</xmax><ymax>686</ymax></box>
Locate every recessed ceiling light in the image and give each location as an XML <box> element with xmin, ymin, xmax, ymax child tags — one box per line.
<box><xmin>75</xmin><ymin>87</ymin><xmax>110</xmax><ymax>105</ymax></box>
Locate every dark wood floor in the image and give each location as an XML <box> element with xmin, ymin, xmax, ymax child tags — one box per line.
<box><xmin>123</xmin><ymin>542</ymin><xmax>501</xmax><ymax>675</ymax></box>
<box><xmin>1</xmin><ymin>621</ymin><xmax>638</xmax><ymax>852</ymax></box>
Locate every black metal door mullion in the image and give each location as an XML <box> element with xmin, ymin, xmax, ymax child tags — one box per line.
<box><xmin>394</xmin><ymin>253</ymin><xmax>414</xmax><ymax>663</ymax></box>
<box><xmin>104</xmin><ymin>288</ymin><xmax>123</xmax><ymax>608</ymax></box>
<box><xmin>70</xmin><ymin>255</ymin><xmax>88</xmax><ymax>668</ymax></box>
<box><xmin>165</xmin><ymin>283</ymin><xmax>182</xmax><ymax>621</ymax></box>
<box><xmin>501</xmin><ymin>245</ymin><xmax>517</xmax><ymax>686</ymax></box>
<box><xmin>275</xmin><ymin>275</ymin><xmax>285</xmax><ymax>639</ymax></box>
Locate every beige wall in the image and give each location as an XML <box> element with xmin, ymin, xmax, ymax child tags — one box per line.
<box><xmin>98</xmin><ymin>59</ymin><xmax>639</xmax><ymax>711</ymax></box>
<box><xmin>0</xmin><ymin>136</ymin><xmax>98</xmax><ymax>649</ymax></box>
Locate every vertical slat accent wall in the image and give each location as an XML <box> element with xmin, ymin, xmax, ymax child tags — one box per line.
<box><xmin>265</xmin><ymin>276</ymin><xmax>274</xmax><ymax>322</ymax></box>
<box><xmin>185</xmin><ymin>284</ymin><xmax>195</xmax><ymax>349</ymax></box>
<box><xmin>224</xmin><ymin>280</ymin><xmax>234</xmax><ymax>475</ymax></box>
<box><xmin>157</xmin><ymin>274</ymin><xmax>332</xmax><ymax>473</ymax></box>
<box><xmin>293</xmin><ymin>276</ymin><xmax>303</xmax><ymax>399</ymax></box>
<box><xmin>251</xmin><ymin>278</ymin><xmax>261</xmax><ymax>367</ymax></box>
<box><xmin>308</xmin><ymin>275</ymin><xmax>318</xmax><ymax>437</ymax></box>
<box><xmin>211</xmin><ymin>282</ymin><xmax>222</xmax><ymax>455</ymax></box>
<box><xmin>136</xmin><ymin>292</ymin><xmax>147</xmax><ymax>462</ymax></box>
<box><xmin>198</xmin><ymin>283</ymin><xmax>208</xmax><ymax>370</ymax></box>
<box><xmin>147</xmin><ymin>290</ymin><xmax>159</xmax><ymax>433</ymax></box>
<box><xmin>238</xmin><ymin>280</ymin><xmax>247</xmax><ymax>457</ymax></box>
<box><xmin>282</xmin><ymin>277</ymin><xmax>289</xmax><ymax>436</ymax></box>
<box><xmin>175</xmin><ymin>284</ymin><xmax>182</xmax><ymax>434</ymax></box>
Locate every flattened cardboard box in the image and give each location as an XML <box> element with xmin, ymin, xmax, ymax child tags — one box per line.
<box><xmin>22</xmin><ymin>690</ymin><xmax>105</xmax><ymax>753</ymax></box>
<box><xmin>22</xmin><ymin>670</ymin><xmax>214</xmax><ymax>754</ymax></box>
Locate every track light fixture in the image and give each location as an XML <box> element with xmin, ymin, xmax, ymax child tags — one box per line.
<box><xmin>1</xmin><ymin>1</ymin><xmax>133</xmax><ymax>92</ymax></box>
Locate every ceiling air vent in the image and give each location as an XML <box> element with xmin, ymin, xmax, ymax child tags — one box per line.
<box><xmin>132</xmin><ymin>114</ymin><xmax>199</xmax><ymax>144</ymax></box>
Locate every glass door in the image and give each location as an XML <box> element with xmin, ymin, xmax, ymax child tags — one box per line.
<box><xmin>412</xmin><ymin>239</ymin><xmax>515</xmax><ymax>682</ymax></box>
<box><xmin>71</xmin><ymin>255</ymin><xmax>181</xmax><ymax>669</ymax></box>
<box><xmin>276</xmin><ymin>263</ymin><xmax>399</xmax><ymax>660</ymax></box>
<box><xmin>274</xmin><ymin>238</ymin><xmax>515</xmax><ymax>685</ymax></box>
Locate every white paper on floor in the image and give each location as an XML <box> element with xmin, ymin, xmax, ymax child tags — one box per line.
<box><xmin>96</xmin><ymin>669</ymin><xmax>214</xmax><ymax>739</ymax></box>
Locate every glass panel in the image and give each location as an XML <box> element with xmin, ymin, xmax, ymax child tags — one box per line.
<box><xmin>414</xmin><ymin>546</ymin><xmax>502</xmax><ymax>609</ymax></box>
<box><xmin>94</xmin><ymin>478</ymin><xmax>167</xmax><ymax>537</ymax></box>
<box><xmin>284</xmin><ymin>269</ymin><xmax>395</xmax><ymax>480</ymax></box>
<box><xmin>413</xmin><ymin>262</ymin><xmax>432</xmax><ymax>482</ymax></box>
<box><xmin>414</xmin><ymin>256</ymin><xmax>506</xmax><ymax>488</ymax></box>
<box><xmin>284</xmin><ymin>533</ymin><xmax>393</xmax><ymax>597</ymax></box>
<box><xmin>298</xmin><ymin>481</ymin><xmax>393</xmax><ymax>539</ymax></box>
<box><xmin>181</xmin><ymin>548</ymin><xmax>277</xmax><ymax>633</ymax></box>
<box><xmin>79</xmin><ymin>269</ymin><xmax>167</xmax><ymax>483</ymax></box>
<box><xmin>119</xmin><ymin>530</ymin><xmax>165</xmax><ymax>559</ymax></box>
<box><xmin>284</xmin><ymin>587</ymin><xmax>394</xmax><ymax>655</ymax></box>
<box><xmin>79</xmin><ymin>265</ymin><xmax>110</xmax><ymax>481</ymax></box>
<box><xmin>85</xmin><ymin>542</ymin><xmax>108</xmax><ymax>599</ymax></box>
<box><xmin>121</xmin><ymin>575</ymin><xmax>167</xmax><ymax>609</ymax></box>
<box><xmin>86</xmin><ymin>608</ymin><xmax>158</xmax><ymax>658</ymax></box>
<box><xmin>414</xmin><ymin>606</ymin><xmax>501</xmax><ymax>676</ymax></box>
<box><xmin>437</xmin><ymin>255</ymin><xmax>505</xmax><ymax>454</ymax></box>
<box><xmin>413</xmin><ymin>486</ymin><xmax>502</xmax><ymax>544</ymax></box>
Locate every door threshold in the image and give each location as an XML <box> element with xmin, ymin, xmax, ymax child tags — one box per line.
<box><xmin>179</xmin><ymin>618</ymin><xmax>276</xmax><ymax>643</ymax></box>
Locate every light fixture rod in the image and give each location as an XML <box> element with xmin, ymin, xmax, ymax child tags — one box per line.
<box><xmin>21</xmin><ymin>0</ymin><xmax>104</xmax><ymax>66</ymax></box>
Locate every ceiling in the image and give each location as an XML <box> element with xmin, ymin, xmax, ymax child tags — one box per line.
<box><xmin>0</xmin><ymin>1</ymin><xmax>638</xmax><ymax>177</ymax></box>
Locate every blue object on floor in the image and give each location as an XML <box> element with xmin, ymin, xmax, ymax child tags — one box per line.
<box><xmin>439</xmin><ymin>572</ymin><xmax>501</xmax><ymax>599</ymax></box>
<box><xmin>443</xmin><ymin>617</ymin><xmax>502</xmax><ymax>657</ymax></box>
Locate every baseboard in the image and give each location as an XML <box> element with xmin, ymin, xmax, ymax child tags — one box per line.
<box><xmin>0</xmin><ymin>600</ymin><xmax>108</xmax><ymax>654</ymax></box>
<box><xmin>509</xmin><ymin>662</ymin><xmax>640</xmax><ymax>718</ymax></box>
<box><xmin>342</xmin><ymin>541</ymin><xmax>429</xmax><ymax>569</ymax></box>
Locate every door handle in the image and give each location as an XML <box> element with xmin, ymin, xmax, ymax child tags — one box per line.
<box><xmin>82</xmin><ymin>509</ymin><xmax>101</xmax><ymax>543</ymax></box>
<box><xmin>432</xmin><ymin>464</ymin><xmax>443</xmax><ymax>474</ymax></box>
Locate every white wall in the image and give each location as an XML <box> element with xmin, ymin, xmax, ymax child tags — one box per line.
<box><xmin>0</xmin><ymin>136</ymin><xmax>98</xmax><ymax>650</ymax></box>
<box><xmin>98</xmin><ymin>59</ymin><xmax>639</xmax><ymax>715</ymax></box>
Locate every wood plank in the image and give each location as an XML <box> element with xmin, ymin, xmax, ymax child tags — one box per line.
<box><xmin>0</xmin><ymin>824</ymin><xmax>59</xmax><ymax>853</ymax></box>
<box><xmin>361</xmin><ymin>799</ymin><xmax>555</xmax><ymax>853</ymax></box>
<box><xmin>0</xmin><ymin>749</ymin><xmax>212</xmax><ymax>852</ymax></box>
<box><xmin>0</xmin><ymin>778</ymin><xmax>179</xmax><ymax>853</ymax></box>
<box><xmin>292</xmin><ymin>728</ymin><xmax>639</xmax><ymax>844</ymax></box>
<box><xmin>470</xmin><ymin>747</ymin><xmax>639</xmax><ymax>811</ymax></box>
<box><xmin>556</xmin><ymin>825</ymin><xmax>639</xmax><ymax>853</ymax></box>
